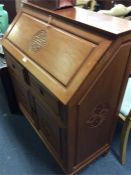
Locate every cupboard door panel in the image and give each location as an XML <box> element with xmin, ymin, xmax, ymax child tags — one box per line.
<box><xmin>6</xmin><ymin>53</ymin><xmax>24</xmax><ymax>82</ymax></box>
<box><xmin>30</xmin><ymin>74</ymin><xmax>59</xmax><ymax>115</ymax></box>
<box><xmin>37</xmin><ymin>102</ymin><xmax>61</xmax><ymax>154</ymax></box>
<box><xmin>10</xmin><ymin>76</ymin><xmax>29</xmax><ymax>110</ymax></box>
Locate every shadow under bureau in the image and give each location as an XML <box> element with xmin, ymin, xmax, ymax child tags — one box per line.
<box><xmin>2</xmin><ymin>2</ymin><xmax>131</xmax><ymax>174</ymax></box>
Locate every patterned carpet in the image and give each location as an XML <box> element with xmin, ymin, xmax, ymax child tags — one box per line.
<box><xmin>0</xmin><ymin>76</ymin><xmax>131</xmax><ymax>175</ymax></box>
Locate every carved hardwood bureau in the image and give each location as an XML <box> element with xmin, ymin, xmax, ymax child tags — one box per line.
<box><xmin>2</xmin><ymin>1</ymin><xmax>131</xmax><ymax>174</ymax></box>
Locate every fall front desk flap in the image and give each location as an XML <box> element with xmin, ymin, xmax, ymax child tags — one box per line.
<box><xmin>3</xmin><ymin>9</ymin><xmax>112</xmax><ymax>104</ymax></box>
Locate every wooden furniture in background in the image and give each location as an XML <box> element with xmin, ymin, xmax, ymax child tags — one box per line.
<box><xmin>119</xmin><ymin>77</ymin><xmax>131</xmax><ymax>165</ymax></box>
<box><xmin>28</xmin><ymin>0</ymin><xmax>76</xmax><ymax>10</ymax></box>
<box><xmin>15</xmin><ymin>0</ymin><xmax>23</xmax><ymax>13</ymax></box>
<box><xmin>2</xmin><ymin>2</ymin><xmax>131</xmax><ymax>174</ymax></box>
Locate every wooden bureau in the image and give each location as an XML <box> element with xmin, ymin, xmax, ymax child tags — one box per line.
<box><xmin>2</xmin><ymin>2</ymin><xmax>131</xmax><ymax>174</ymax></box>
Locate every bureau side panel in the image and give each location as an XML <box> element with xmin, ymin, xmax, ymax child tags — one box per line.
<box><xmin>75</xmin><ymin>43</ymin><xmax>131</xmax><ymax>164</ymax></box>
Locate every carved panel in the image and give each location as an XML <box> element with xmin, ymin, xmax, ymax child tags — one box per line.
<box><xmin>86</xmin><ymin>103</ymin><xmax>110</xmax><ymax>128</ymax></box>
<box><xmin>29</xmin><ymin>29</ymin><xmax>47</xmax><ymax>52</ymax></box>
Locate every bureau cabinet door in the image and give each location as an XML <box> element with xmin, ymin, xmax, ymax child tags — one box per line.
<box><xmin>36</xmin><ymin>102</ymin><xmax>61</xmax><ymax>155</ymax></box>
<box><xmin>27</xmin><ymin>91</ymin><xmax>39</xmax><ymax>128</ymax></box>
<box><xmin>10</xmin><ymin>74</ymin><xmax>39</xmax><ymax>128</ymax></box>
<box><xmin>6</xmin><ymin>52</ymin><xmax>31</xmax><ymax>86</ymax></box>
<box><xmin>6</xmin><ymin>54</ymin><xmax>24</xmax><ymax>82</ymax></box>
<box><xmin>30</xmin><ymin>74</ymin><xmax>59</xmax><ymax>115</ymax></box>
<box><xmin>10</xmin><ymin>75</ymin><xmax>30</xmax><ymax>111</ymax></box>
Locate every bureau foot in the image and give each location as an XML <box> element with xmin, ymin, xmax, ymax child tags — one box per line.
<box><xmin>102</xmin><ymin>150</ymin><xmax>109</xmax><ymax>157</ymax></box>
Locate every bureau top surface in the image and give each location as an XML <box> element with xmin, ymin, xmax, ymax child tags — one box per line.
<box><xmin>55</xmin><ymin>7</ymin><xmax>131</xmax><ymax>36</ymax></box>
<box><xmin>23</xmin><ymin>1</ymin><xmax>131</xmax><ymax>37</ymax></box>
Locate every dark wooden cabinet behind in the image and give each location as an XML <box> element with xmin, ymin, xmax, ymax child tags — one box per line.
<box><xmin>0</xmin><ymin>0</ymin><xmax>16</xmax><ymax>23</ymax></box>
<box><xmin>2</xmin><ymin>2</ymin><xmax>131</xmax><ymax>175</ymax></box>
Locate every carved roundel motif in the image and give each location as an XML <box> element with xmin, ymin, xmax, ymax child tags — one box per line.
<box><xmin>29</xmin><ymin>29</ymin><xmax>47</xmax><ymax>52</ymax></box>
<box><xmin>86</xmin><ymin>103</ymin><xmax>110</xmax><ymax>128</ymax></box>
